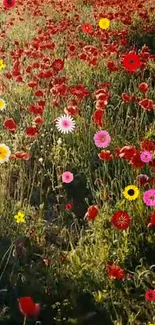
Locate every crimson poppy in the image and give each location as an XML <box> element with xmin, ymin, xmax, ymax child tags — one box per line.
<box><xmin>93</xmin><ymin>109</ymin><xmax>104</xmax><ymax>127</ymax></box>
<box><xmin>52</xmin><ymin>59</ymin><xmax>64</xmax><ymax>72</ymax></box>
<box><xmin>140</xmin><ymin>140</ymin><xmax>155</xmax><ymax>152</ymax></box>
<box><xmin>3</xmin><ymin>118</ymin><xmax>17</xmax><ymax>132</ymax></box>
<box><xmin>106</xmin><ymin>263</ymin><xmax>126</xmax><ymax>280</ymax></box>
<box><xmin>111</xmin><ymin>211</ymin><xmax>131</xmax><ymax>230</ymax></box>
<box><xmin>122</xmin><ymin>93</ymin><xmax>132</xmax><ymax>103</ymax></box>
<box><xmin>145</xmin><ymin>290</ymin><xmax>155</xmax><ymax>301</ymax></box>
<box><xmin>138</xmin><ymin>82</ymin><xmax>149</xmax><ymax>93</ymax></box>
<box><xmin>98</xmin><ymin>150</ymin><xmax>113</xmax><ymax>161</ymax></box>
<box><xmin>25</xmin><ymin>126</ymin><xmax>39</xmax><ymax>137</ymax></box>
<box><xmin>3</xmin><ymin>0</ymin><xmax>16</xmax><ymax>8</ymax></box>
<box><xmin>81</xmin><ymin>23</ymin><xmax>93</xmax><ymax>34</ymax></box>
<box><xmin>84</xmin><ymin>205</ymin><xmax>99</xmax><ymax>220</ymax></box>
<box><xmin>18</xmin><ymin>296</ymin><xmax>40</xmax><ymax>318</ymax></box>
<box><xmin>65</xmin><ymin>203</ymin><xmax>72</xmax><ymax>210</ymax></box>
<box><xmin>123</xmin><ymin>53</ymin><xmax>140</xmax><ymax>71</ymax></box>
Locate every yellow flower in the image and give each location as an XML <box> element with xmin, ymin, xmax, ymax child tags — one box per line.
<box><xmin>0</xmin><ymin>144</ymin><xmax>11</xmax><ymax>164</ymax></box>
<box><xmin>0</xmin><ymin>98</ymin><xmax>6</xmax><ymax>111</ymax></box>
<box><xmin>99</xmin><ymin>18</ymin><xmax>110</xmax><ymax>30</ymax></box>
<box><xmin>0</xmin><ymin>60</ymin><xmax>6</xmax><ymax>71</ymax></box>
<box><xmin>14</xmin><ymin>211</ymin><xmax>25</xmax><ymax>223</ymax></box>
<box><xmin>123</xmin><ymin>185</ymin><xmax>139</xmax><ymax>201</ymax></box>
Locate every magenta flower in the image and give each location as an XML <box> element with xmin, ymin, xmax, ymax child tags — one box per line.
<box><xmin>93</xmin><ymin>130</ymin><xmax>111</xmax><ymax>148</ymax></box>
<box><xmin>140</xmin><ymin>151</ymin><xmax>152</xmax><ymax>163</ymax></box>
<box><xmin>143</xmin><ymin>189</ymin><xmax>155</xmax><ymax>206</ymax></box>
<box><xmin>62</xmin><ymin>171</ymin><xmax>74</xmax><ymax>183</ymax></box>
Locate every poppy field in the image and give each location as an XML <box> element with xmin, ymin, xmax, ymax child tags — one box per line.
<box><xmin>0</xmin><ymin>0</ymin><xmax>155</xmax><ymax>324</ymax></box>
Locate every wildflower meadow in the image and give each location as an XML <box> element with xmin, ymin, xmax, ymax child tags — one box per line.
<box><xmin>0</xmin><ymin>0</ymin><xmax>155</xmax><ymax>324</ymax></box>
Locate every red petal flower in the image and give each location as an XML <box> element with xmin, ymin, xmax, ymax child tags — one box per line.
<box><xmin>140</xmin><ymin>140</ymin><xmax>155</xmax><ymax>152</ymax></box>
<box><xmin>145</xmin><ymin>290</ymin><xmax>155</xmax><ymax>301</ymax></box>
<box><xmin>3</xmin><ymin>118</ymin><xmax>17</xmax><ymax>131</ymax></box>
<box><xmin>106</xmin><ymin>263</ymin><xmax>126</xmax><ymax>280</ymax></box>
<box><xmin>139</xmin><ymin>98</ymin><xmax>154</xmax><ymax>110</ymax></box>
<box><xmin>111</xmin><ymin>211</ymin><xmax>131</xmax><ymax>230</ymax></box>
<box><xmin>122</xmin><ymin>93</ymin><xmax>132</xmax><ymax>103</ymax></box>
<box><xmin>84</xmin><ymin>205</ymin><xmax>99</xmax><ymax>221</ymax></box>
<box><xmin>123</xmin><ymin>53</ymin><xmax>140</xmax><ymax>71</ymax></box>
<box><xmin>98</xmin><ymin>150</ymin><xmax>113</xmax><ymax>160</ymax></box>
<box><xmin>138</xmin><ymin>82</ymin><xmax>149</xmax><ymax>93</ymax></box>
<box><xmin>65</xmin><ymin>203</ymin><xmax>72</xmax><ymax>210</ymax></box>
<box><xmin>18</xmin><ymin>297</ymin><xmax>40</xmax><ymax>318</ymax></box>
<box><xmin>3</xmin><ymin>0</ymin><xmax>16</xmax><ymax>8</ymax></box>
<box><xmin>81</xmin><ymin>23</ymin><xmax>93</xmax><ymax>34</ymax></box>
<box><xmin>52</xmin><ymin>59</ymin><xmax>64</xmax><ymax>72</ymax></box>
<box><xmin>25</xmin><ymin>126</ymin><xmax>39</xmax><ymax>137</ymax></box>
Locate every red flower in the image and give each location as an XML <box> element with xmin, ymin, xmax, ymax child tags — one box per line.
<box><xmin>93</xmin><ymin>109</ymin><xmax>104</xmax><ymax>127</ymax></box>
<box><xmin>136</xmin><ymin>174</ymin><xmax>149</xmax><ymax>187</ymax></box>
<box><xmin>84</xmin><ymin>205</ymin><xmax>99</xmax><ymax>221</ymax></box>
<box><xmin>140</xmin><ymin>140</ymin><xmax>155</xmax><ymax>152</ymax></box>
<box><xmin>33</xmin><ymin>116</ymin><xmax>44</xmax><ymax>125</ymax></box>
<box><xmin>3</xmin><ymin>0</ymin><xmax>16</xmax><ymax>8</ymax></box>
<box><xmin>106</xmin><ymin>263</ymin><xmax>126</xmax><ymax>280</ymax></box>
<box><xmin>98</xmin><ymin>150</ymin><xmax>113</xmax><ymax>160</ymax></box>
<box><xmin>52</xmin><ymin>59</ymin><xmax>64</xmax><ymax>72</ymax></box>
<box><xmin>27</xmin><ymin>81</ymin><xmax>38</xmax><ymax>88</ymax></box>
<box><xmin>148</xmin><ymin>213</ymin><xmax>155</xmax><ymax>227</ymax></box>
<box><xmin>3</xmin><ymin>118</ymin><xmax>17</xmax><ymax>131</ymax></box>
<box><xmin>129</xmin><ymin>153</ymin><xmax>145</xmax><ymax>169</ymax></box>
<box><xmin>81</xmin><ymin>23</ymin><xmax>93</xmax><ymax>34</ymax></box>
<box><xmin>145</xmin><ymin>290</ymin><xmax>155</xmax><ymax>301</ymax></box>
<box><xmin>119</xmin><ymin>146</ymin><xmax>137</xmax><ymax>160</ymax></box>
<box><xmin>123</xmin><ymin>53</ymin><xmax>140</xmax><ymax>71</ymax></box>
<box><xmin>107</xmin><ymin>61</ymin><xmax>118</xmax><ymax>72</ymax></box>
<box><xmin>25</xmin><ymin>126</ymin><xmax>39</xmax><ymax>137</ymax></box>
<box><xmin>34</xmin><ymin>90</ymin><xmax>44</xmax><ymax>97</ymax></box>
<box><xmin>65</xmin><ymin>203</ymin><xmax>72</xmax><ymax>210</ymax></box>
<box><xmin>111</xmin><ymin>211</ymin><xmax>131</xmax><ymax>230</ymax></box>
<box><xmin>139</xmin><ymin>98</ymin><xmax>154</xmax><ymax>110</ymax></box>
<box><xmin>122</xmin><ymin>93</ymin><xmax>132</xmax><ymax>103</ymax></box>
<box><xmin>18</xmin><ymin>297</ymin><xmax>40</xmax><ymax>318</ymax></box>
<box><xmin>138</xmin><ymin>82</ymin><xmax>149</xmax><ymax>93</ymax></box>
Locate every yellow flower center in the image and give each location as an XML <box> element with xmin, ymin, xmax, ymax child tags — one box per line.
<box><xmin>0</xmin><ymin>100</ymin><xmax>5</xmax><ymax>109</ymax></box>
<box><xmin>101</xmin><ymin>137</ymin><xmax>104</xmax><ymax>142</ymax></box>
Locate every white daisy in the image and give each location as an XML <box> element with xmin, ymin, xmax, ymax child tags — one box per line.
<box><xmin>0</xmin><ymin>143</ymin><xmax>11</xmax><ymax>164</ymax></box>
<box><xmin>55</xmin><ymin>115</ymin><xmax>75</xmax><ymax>134</ymax></box>
<box><xmin>0</xmin><ymin>98</ymin><xmax>6</xmax><ymax>111</ymax></box>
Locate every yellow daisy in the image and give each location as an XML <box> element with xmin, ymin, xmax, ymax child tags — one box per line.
<box><xmin>14</xmin><ymin>211</ymin><xmax>25</xmax><ymax>223</ymax></box>
<box><xmin>0</xmin><ymin>144</ymin><xmax>11</xmax><ymax>164</ymax></box>
<box><xmin>0</xmin><ymin>98</ymin><xmax>6</xmax><ymax>111</ymax></box>
<box><xmin>99</xmin><ymin>18</ymin><xmax>110</xmax><ymax>30</ymax></box>
<box><xmin>0</xmin><ymin>59</ymin><xmax>6</xmax><ymax>71</ymax></box>
<box><xmin>123</xmin><ymin>185</ymin><xmax>139</xmax><ymax>201</ymax></box>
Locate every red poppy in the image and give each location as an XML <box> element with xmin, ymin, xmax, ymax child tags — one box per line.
<box><xmin>98</xmin><ymin>150</ymin><xmax>113</xmax><ymax>161</ymax></box>
<box><xmin>123</xmin><ymin>53</ymin><xmax>140</xmax><ymax>71</ymax></box>
<box><xmin>25</xmin><ymin>126</ymin><xmax>39</xmax><ymax>137</ymax></box>
<box><xmin>148</xmin><ymin>213</ymin><xmax>155</xmax><ymax>227</ymax></box>
<box><xmin>119</xmin><ymin>146</ymin><xmax>137</xmax><ymax>160</ymax></box>
<box><xmin>106</xmin><ymin>263</ymin><xmax>126</xmax><ymax>280</ymax></box>
<box><xmin>3</xmin><ymin>118</ymin><xmax>17</xmax><ymax>132</ymax></box>
<box><xmin>93</xmin><ymin>109</ymin><xmax>104</xmax><ymax>127</ymax></box>
<box><xmin>52</xmin><ymin>59</ymin><xmax>64</xmax><ymax>72</ymax></box>
<box><xmin>34</xmin><ymin>90</ymin><xmax>44</xmax><ymax>97</ymax></box>
<box><xmin>65</xmin><ymin>203</ymin><xmax>72</xmax><ymax>210</ymax></box>
<box><xmin>138</xmin><ymin>82</ymin><xmax>149</xmax><ymax>93</ymax></box>
<box><xmin>3</xmin><ymin>0</ymin><xmax>16</xmax><ymax>8</ymax></box>
<box><xmin>140</xmin><ymin>140</ymin><xmax>155</xmax><ymax>152</ymax></box>
<box><xmin>122</xmin><ymin>93</ymin><xmax>132</xmax><ymax>103</ymax></box>
<box><xmin>18</xmin><ymin>297</ymin><xmax>40</xmax><ymax>318</ymax></box>
<box><xmin>111</xmin><ymin>211</ymin><xmax>131</xmax><ymax>230</ymax></box>
<box><xmin>33</xmin><ymin>116</ymin><xmax>44</xmax><ymax>125</ymax></box>
<box><xmin>145</xmin><ymin>290</ymin><xmax>155</xmax><ymax>301</ymax></box>
<box><xmin>129</xmin><ymin>153</ymin><xmax>145</xmax><ymax>169</ymax></box>
<box><xmin>84</xmin><ymin>205</ymin><xmax>99</xmax><ymax>221</ymax></box>
<box><xmin>136</xmin><ymin>174</ymin><xmax>149</xmax><ymax>187</ymax></box>
<box><xmin>139</xmin><ymin>98</ymin><xmax>154</xmax><ymax>110</ymax></box>
<box><xmin>81</xmin><ymin>23</ymin><xmax>93</xmax><ymax>34</ymax></box>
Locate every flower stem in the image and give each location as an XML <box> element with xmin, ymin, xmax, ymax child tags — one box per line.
<box><xmin>23</xmin><ymin>316</ymin><xmax>27</xmax><ymax>325</ymax></box>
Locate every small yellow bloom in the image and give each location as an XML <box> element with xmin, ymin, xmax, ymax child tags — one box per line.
<box><xmin>99</xmin><ymin>18</ymin><xmax>110</xmax><ymax>30</ymax></box>
<box><xmin>14</xmin><ymin>211</ymin><xmax>25</xmax><ymax>223</ymax></box>
<box><xmin>123</xmin><ymin>185</ymin><xmax>139</xmax><ymax>201</ymax></box>
<box><xmin>0</xmin><ymin>59</ymin><xmax>6</xmax><ymax>70</ymax></box>
<box><xmin>0</xmin><ymin>98</ymin><xmax>6</xmax><ymax>111</ymax></box>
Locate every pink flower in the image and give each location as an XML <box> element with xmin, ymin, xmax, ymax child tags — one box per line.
<box><xmin>140</xmin><ymin>151</ymin><xmax>152</xmax><ymax>163</ymax></box>
<box><xmin>93</xmin><ymin>130</ymin><xmax>111</xmax><ymax>148</ymax></box>
<box><xmin>143</xmin><ymin>189</ymin><xmax>155</xmax><ymax>206</ymax></box>
<box><xmin>145</xmin><ymin>289</ymin><xmax>155</xmax><ymax>301</ymax></box>
<box><xmin>62</xmin><ymin>171</ymin><xmax>74</xmax><ymax>183</ymax></box>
